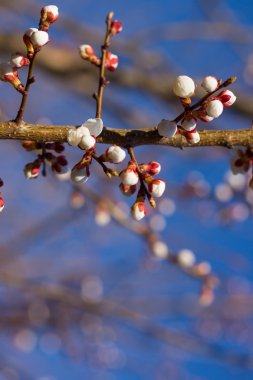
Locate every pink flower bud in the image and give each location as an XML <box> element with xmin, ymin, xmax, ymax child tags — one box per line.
<box><xmin>205</xmin><ymin>99</ymin><xmax>223</xmax><ymax>118</ymax></box>
<box><xmin>140</xmin><ymin>161</ymin><xmax>161</xmax><ymax>176</ymax></box>
<box><xmin>0</xmin><ymin>63</ymin><xmax>24</xmax><ymax>93</ymax></box>
<box><xmin>201</xmin><ymin>76</ymin><xmax>218</xmax><ymax>93</ymax></box>
<box><xmin>218</xmin><ymin>90</ymin><xmax>236</xmax><ymax>107</ymax></box>
<box><xmin>157</xmin><ymin>119</ymin><xmax>177</xmax><ymax>138</ymax></box>
<box><xmin>40</xmin><ymin>5</ymin><xmax>59</xmax><ymax>31</ymax></box>
<box><xmin>11</xmin><ymin>53</ymin><xmax>30</xmax><ymax>68</ymax></box>
<box><xmin>177</xmin><ymin>249</ymin><xmax>196</xmax><ymax>268</ymax></box>
<box><xmin>119</xmin><ymin>183</ymin><xmax>137</xmax><ymax>196</ymax></box>
<box><xmin>79</xmin><ymin>135</ymin><xmax>96</xmax><ymax>150</ymax></box>
<box><xmin>184</xmin><ymin>129</ymin><xmax>200</xmax><ymax>144</ymax></box>
<box><xmin>173</xmin><ymin>75</ymin><xmax>195</xmax><ymax>98</ymax></box>
<box><xmin>104</xmin><ymin>145</ymin><xmax>126</xmax><ymax>163</ymax></box>
<box><xmin>71</xmin><ymin>166</ymin><xmax>89</xmax><ymax>183</ymax></box>
<box><xmin>0</xmin><ymin>194</ymin><xmax>4</xmax><ymax>212</ymax></box>
<box><xmin>111</xmin><ymin>20</ymin><xmax>123</xmax><ymax>35</ymax></box>
<box><xmin>131</xmin><ymin>201</ymin><xmax>147</xmax><ymax>221</ymax></box>
<box><xmin>199</xmin><ymin>114</ymin><xmax>214</xmax><ymax>123</ymax></box>
<box><xmin>181</xmin><ymin>117</ymin><xmax>197</xmax><ymax>131</ymax></box>
<box><xmin>24</xmin><ymin>163</ymin><xmax>40</xmax><ymax>179</ymax></box>
<box><xmin>23</xmin><ymin>28</ymin><xmax>38</xmax><ymax>58</ymax></box>
<box><xmin>79</xmin><ymin>44</ymin><xmax>95</xmax><ymax>59</ymax></box>
<box><xmin>30</xmin><ymin>30</ymin><xmax>49</xmax><ymax>48</ymax></box>
<box><xmin>148</xmin><ymin>179</ymin><xmax>166</xmax><ymax>198</ymax></box>
<box><xmin>105</xmin><ymin>51</ymin><xmax>119</xmax><ymax>72</ymax></box>
<box><xmin>120</xmin><ymin>168</ymin><xmax>139</xmax><ymax>186</ymax></box>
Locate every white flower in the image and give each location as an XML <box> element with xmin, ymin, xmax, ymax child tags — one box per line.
<box><xmin>181</xmin><ymin>118</ymin><xmax>197</xmax><ymax>131</ymax></box>
<box><xmin>219</xmin><ymin>90</ymin><xmax>236</xmax><ymax>107</ymax></box>
<box><xmin>173</xmin><ymin>75</ymin><xmax>195</xmax><ymax>98</ymax></box>
<box><xmin>148</xmin><ymin>179</ymin><xmax>166</xmax><ymax>198</ymax></box>
<box><xmin>157</xmin><ymin>119</ymin><xmax>177</xmax><ymax>138</ymax></box>
<box><xmin>205</xmin><ymin>99</ymin><xmax>223</xmax><ymax>118</ymax></box>
<box><xmin>120</xmin><ymin>169</ymin><xmax>139</xmax><ymax>186</ymax></box>
<box><xmin>67</xmin><ymin>126</ymin><xmax>90</xmax><ymax>147</ymax></box>
<box><xmin>30</xmin><ymin>30</ymin><xmax>49</xmax><ymax>48</ymax></box>
<box><xmin>70</xmin><ymin>167</ymin><xmax>89</xmax><ymax>183</ymax></box>
<box><xmin>105</xmin><ymin>145</ymin><xmax>126</xmax><ymax>163</ymax></box>
<box><xmin>131</xmin><ymin>201</ymin><xmax>146</xmax><ymax>221</ymax></box>
<box><xmin>80</xmin><ymin>118</ymin><xmax>103</xmax><ymax>137</ymax></box>
<box><xmin>177</xmin><ymin>249</ymin><xmax>196</xmax><ymax>268</ymax></box>
<box><xmin>79</xmin><ymin>135</ymin><xmax>96</xmax><ymax>150</ymax></box>
<box><xmin>201</xmin><ymin>76</ymin><xmax>218</xmax><ymax>93</ymax></box>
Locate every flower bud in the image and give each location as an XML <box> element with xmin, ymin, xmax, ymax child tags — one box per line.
<box><xmin>30</xmin><ymin>30</ymin><xmax>49</xmax><ymax>49</ymax></box>
<box><xmin>173</xmin><ymin>75</ymin><xmax>195</xmax><ymax>98</ymax></box>
<box><xmin>119</xmin><ymin>183</ymin><xmax>137</xmax><ymax>197</ymax></box>
<box><xmin>152</xmin><ymin>241</ymin><xmax>169</xmax><ymax>259</ymax></box>
<box><xmin>177</xmin><ymin>249</ymin><xmax>196</xmax><ymax>268</ymax></box>
<box><xmin>111</xmin><ymin>20</ymin><xmax>123</xmax><ymax>35</ymax></box>
<box><xmin>131</xmin><ymin>201</ymin><xmax>147</xmax><ymax>221</ymax></box>
<box><xmin>23</xmin><ymin>28</ymin><xmax>38</xmax><ymax>58</ymax></box>
<box><xmin>199</xmin><ymin>114</ymin><xmax>214</xmax><ymax>123</ymax></box>
<box><xmin>148</xmin><ymin>179</ymin><xmax>166</xmax><ymax>198</ymax></box>
<box><xmin>104</xmin><ymin>145</ymin><xmax>126</xmax><ymax>163</ymax></box>
<box><xmin>0</xmin><ymin>63</ymin><xmax>24</xmax><ymax>93</ymax></box>
<box><xmin>105</xmin><ymin>51</ymin><xmax>118</xmax><ymax>72</ymax></box>
<box><xmin>79</xmin><ymin>135</ymin><xmax>96</xmax><ymax>150</ymax></box>
<box><xmin>120</xmin><ymin>168</ymin><xmax>139</xmax><ymax>186</ymax></box>
<box><xmin>181</xmin><ymin>117</ymin><xmax>197</xmax><ymax>131</ymax></box>
<box><xmin>184</xmin><ymin>129</ymin><xmax>200</xmax><ymax>144</ymax></box>
<box><xmin>140</xmin><ymin>161</ymin><xmax>161</xmax><ymax>176</ymax></box>
<box><xmin>70</xmin><ymin>166</ymin><xmax>89</xmax><ymax>183</ymax></box>
<box><xmin>157</xmin><ymin>119</ymin><xmax>177</xmax><ymax>138</ymax></box>
<box><xmin>80</xmin><ymin>118</ymin><xmax>103</xmax><ymax>137</ymax></box>
<box><xmin>40</xmin><ymin>5</ymin><xmax>59</xmax><ymax>31</ymax></box>
<box><xmin>24</xmin><ymin>163</ymin><xmax>40</xmax><ymax>179</ymax></box>
<box><xmin>218</xmin><ymin>89</ymin><xmax>236</xmax><ymax>107</ymax></box>
<box><xmin>0</xmin><ymin>195</ymin><xmax>4</xmax><ymax>212</ymax></box>
<box><xmin>201</xmin><ymin>76</ymin><xmax>218</xmax><ymax>93</ymax></box>
<box><xmin>79</xmin><ymin>44</ymin><xmax>94</xmax><ymax>59</ymax></box>
<box><xmin>205</xmin><ymin>99</ymin><xmax>223</xmax><ymax>118</ymax></box>
<box><xmin>11</xmin><ymin>53</ymin><xmax>30</xmax><ymax>68</ymax></box>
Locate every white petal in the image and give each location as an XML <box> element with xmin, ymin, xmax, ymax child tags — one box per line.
<box><xmin>81</xmin><ymin>118</ymin><xmax>103</xmax><ymax>137</ymax></box>
<box><xmin>157</xmin><ymin>119</ymin><xmax>177</xmax><ymax>138</ymax></box>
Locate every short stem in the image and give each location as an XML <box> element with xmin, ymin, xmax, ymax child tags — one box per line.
<box><xmin>128</xmin><ymin>147</ymin><xmax>150</xmax><ymax>198</ymax></box>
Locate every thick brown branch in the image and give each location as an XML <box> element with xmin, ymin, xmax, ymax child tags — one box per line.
<box><xmin>0</xmin><ymin>121</ymin><xmax>253</xmax><ymax>148</ymax></box>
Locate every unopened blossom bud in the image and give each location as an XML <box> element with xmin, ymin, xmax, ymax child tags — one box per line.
<box><xmin>205</xmin><ymin>99</ymin><xmax>223</xmax><ymax>118</ymax></box>
<box><xmin>199</xmin><ymin>114</ymin><xmax>214</xmax><ymax>123</ymax></box>
<box><xmin>173</xmin><ymin>75</ymin><xmax>195</xmax><ymax>98</ymax></box>
<box><xmin>157</xmin><ymin>119</ymin><xmax>177</xmax><ymax>138</ymax></box>
<box><xmin>184</xmin><ymin>129</ymin><xmax>200</xmax><ymax>144</ymax></box>
<box><xmin>70</xmin><ymin>166</ymin><xmax>89</xmax><ymax>183</ymax></box>
<box><xmin>201</xmin><ymin>76</ymin><xmax>218</xmax><ymax>93</ymax></box>
<box><xmin>140</xmin><ymin>161</ymin><xmax>161</xmax><ymax>176</ymax></box>
<box><xmin>23</xmin><ymin>28</ymin><xmax>38</xmax><ymax>57</ymax></box>
<box><xmin>119</xmin><ymin>183</ymin><xmax>137</xmax><ymax>196</ymax></box>
<box><xmin>104</xmin><ymin>145</ymin><xmax>126</xmax><ymax>164</ymax></box>
<box><xmin>194</xmin><ymin>261</ymin><xmax>211</xmax><ymax>276</ymax></box>
<box><xmin>218</xmin><ymin>89</ymin><xmax>236</xmax><ymax>107</ymax></box>
<box><xmin>79</xmin><ymin>44</ymin><xmax>95</xmax><ymax>60</ymax></box>
<box><xmin>131</xmin><ymin>201</ymin><xmax>147</xmax><ymax>221</ymax></box>
<box><xmin>11</xmin><ymin>53</ymin><xmax>30</xmax><ymax>68</ymax></box>
<box><xmin>105</xmin><ymin>51</ymin><xmax>119</xmax><ymax>72</ymax></box>
<box><xmin>40</xmin><ymin>5</ymin><xmax>59</xmax><ymax>31</ymax></box>
<box><xmin>30</xmin><ymin>30</ymin><xmax>49</xmax><ymax>49</ymax></box>
<box><xmin>148</xmin><ymin>179</ymin><xmax>166</xmax><ymax>198</ymax></box>
<box><xmin>181</xmin><ymin>117</ymin><xmax>197</xmax><ymax>131</ymax></box>
<box><xmin>0</xmin><ymin>63</ymin><xmax>24</xmax><ymax>93</ymax></box>
<box><xmin>120</xmin><ymin>168</ymin><xmax>139</xmax><ymax>186</ymax></box>
<box><xmin>24</xmin><ymin>163</ymin><xmax>40</xmax><ymax>179</ymax></box>
<box><xmin>111</xmin><ymin>20</ymin><xmax>123</xmax><ymax>35</ymax></box>
<box><xmin>177</xmin><ymin>249</ymin><xmax>196</xmax><ymax>268</ymax></box>
<box><xmin>152</xmin><ymin>241</ymin><xmax>169</xmax><ymax>259</ymax></box>
<box><xmin>79</xmin><ymin>134</ymin><xmax>96</xmax><ymax>150</ymax></box>
<box><xmin>0</xmin><ymin>195</ymin><xmax>4</xmax><ymax>212</ymax></box>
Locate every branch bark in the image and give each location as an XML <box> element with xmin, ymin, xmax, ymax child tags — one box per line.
<box><xmin>0</xmin><ymin>121</ymin><xmax>253</xmax><ymax>148</ymax></box>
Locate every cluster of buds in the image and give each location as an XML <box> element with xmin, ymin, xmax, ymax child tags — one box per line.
<box><xmin>231</xmin><ymin>148</ymin><xmax>253</xmax><ymax>189</ymax></box>
<box><xmin>157</xmin><ymin>75</ymin><xmax>236</xmax><ymax>145</ymax></box>
<box><xmin>119</xmin><ymin>160</ymin><xmax>165</xmax><ymax>221</ymax></box>
<box><xmin>22</xmin><ymin>141</ymin><xmax>67</xmax><ymax>179</ymax></box>
<box><xmin>0</xmin><ymin>178</ymin><xmax>4</xmax><ymax>213</ymax></box>
<box><xmin>0</xmin><ymin>54</ymin><xmax>29</xmax><ymax>93</ymax></box>
<box><xmin>79</xmin><ymin>17</ymin><xmax>122</xmax><ymax>71</ymax></box>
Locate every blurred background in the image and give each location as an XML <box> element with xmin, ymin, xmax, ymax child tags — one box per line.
<box><xmin>0</xmin><ymin>0</ymin><xmax>253</xmax><ymax>379</ymax></box>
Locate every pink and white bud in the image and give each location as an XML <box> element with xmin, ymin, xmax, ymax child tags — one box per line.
<box><xmin>0</xmin><ymin>195</ymin><xmax>4</xmax><ymax>212</ymax></box>
<box><xmin>67</xmin><ymin>126</ymin><xmax>90</xmax><ymax>147</ymax></box>
<box><xmin>173</xmin><ymin>75</ymin><xmax>195</xmax><ymax>98</ymax></box>
<box><xmin>205</xmin><ymin>99</ymin><xmax>223</xmax><ymax>118</ymax></box>
<box><xmin>157</xmin><ymin>119</ymin><xmax>177</xmax><ymax>138</ymax></box>
<box><xmin>24</xmin><ymin>163</ymin><xmax>40</xmax><ymax>179</ymax></box>
<box><xmin>140</xmin><ymin>161</ymin><xmax>161</xmax><ymax>176</ymax></box>
<box><xmin>40</xmin><ymin>5</ymin><xmax>59</xmax><ymax>31</ymax></box>
<box><xmin>0</xmin><ymin>63</ymin><xmax>24</xmax><ymax>93</ymax></box>
<box><xmin>148</xmin><ymin>179</ymin><xmax>166</xmax><ymax>198</ymax></box>
<box><xmin>119</xmin><ymin>183</ymin><xmax>137</xmax><ymax>197</ymax></box>
<box><xmin>70</xmin><ymin>166</ymin><xmax>89</xmax><ymax>183</ymax></box>
<box><xmin>23</xmin><ymin>28</ymin><xmax>38</xmax><ymax>57</ymax></box>
<box><xmin>79</xmin><ymin>44</ymin><xmax>95</xmax><ymax>60</ymax></box>
<box><xmin>105</xmin><ymin>145</ymin><xmax>126</xmax><ymax>163</ymax></box>
<box><xmin>177</xmin><ymin>249</ymin><xmax>196</xmax><ymax>268</ymax></box>
<box><xmin>105</xmin><ymin>51</ymin><xmax>119</xmax><ymax>72</ymax></box>
<box><xmin>111</xmin><ymin>20</ymin><xmax>123</xmax><ymax>35</ymax></box>
<box><xmin>152</xmin><ymin>241</ymin><xmax>169</xmax><ymax>259</ymax></box>
<box><xmin>181</xmin><ymin>118</ymin><xmax>197</xmax><ymax>131</ymax></box>
<box><xmin>218</xmin><ymin>89</ymin><xmax>236</xmax><ymax>107</ymax></box>
<box><xmin>79</xmin><ymin>135</ymin><xmax>96</xmax><ymax>150</ymax></box>
<box><xmin>11</xmin><ymin>53</ymin><xmax>30</xmax><ymax>68</ymax></box>
<box><xmin>184</xmin><ymin>129</ymin><xmax>200</xmax><ymax>144</ymax></box>
<box><xmin>131</xmin><ymin>201</ymin><xmax>147</xmax><ymax>221</ymax></box>
<box><xmin>80</xmin><ymin>118</ymin><xmax>103</xmax><ymax>137</ymax></box>
<box><xmin>120</xmin><ymin>168</ymin><xmax>139</xmax><ymax>186</ymax></box>
<box><xmin>30</xmin><ymin>30</ymin><xmax>49</xmax><ymax>48</ymax></box>
<box><xmin>201</xmin><ymin>76</ymin><xmax>218</xmax><ymax>93</ymax></box>
<box><xmin>199</xmin><ymin>114</ymin><xmax>214</xmax><ymax>123</ymax></box>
